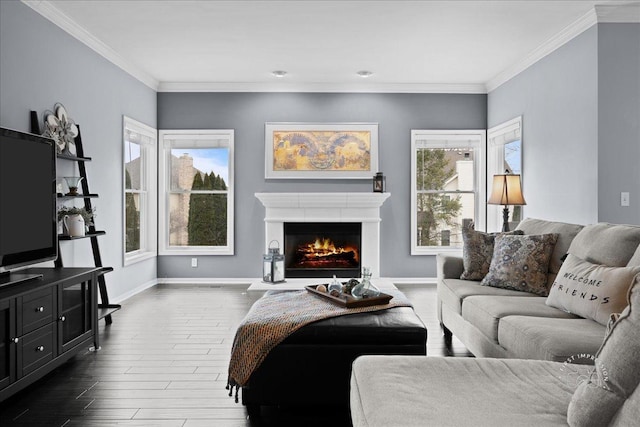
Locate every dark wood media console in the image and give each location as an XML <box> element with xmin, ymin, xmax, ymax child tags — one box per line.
<box><xmin>0</xmin><ymin>267</ymin><xmax>101</xmax><ymax>401</ymax></box>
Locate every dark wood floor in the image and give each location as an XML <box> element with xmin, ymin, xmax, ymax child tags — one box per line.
<box><xmin>0</xmin><ymin>283</ymin><xmax>471</xmax><ymax>426</ymax></box>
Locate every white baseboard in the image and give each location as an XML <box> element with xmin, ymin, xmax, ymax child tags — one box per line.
<box><xmin>155</xmin><ymin>277</ymin><xmax>436</xmax><ymax>287</ymax></box>
<box><xmin>111</xmin><ymin>277</ymin><xmax>435</xmax><ymax>305</ymax></box>
<box><xmin>391</xmin><ymin>277</ymin><xmax>437</xmax><ymax>286</ymax></box>
<box><xmin>157</xmin><ymin>277</ymin><xmax>254</xmax><ymax>286</ymax></box>
<box><xmin>110</xmin><ymin>278</ymin><xmax>159</xmax><ymax>304</ymax></box>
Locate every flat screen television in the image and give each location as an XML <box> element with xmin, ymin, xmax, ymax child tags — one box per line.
<box><xmin>0</xmin><ymin>126</ymin><xmax>57</xmax><ymax>286</ymax></box>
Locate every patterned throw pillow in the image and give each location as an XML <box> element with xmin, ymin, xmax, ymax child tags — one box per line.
<box><xmin>460</xmin><ymin>225</ymin><xmax>524</xmax><ymax>281</ymax></box>
<box><xmin>481</xmin><ymin>233</ymin><xmax>558</xmax><ymax>296</ymax></box>
<box><xmin>545</xmin><ymin>254</ymin><xmax>639</xmax><ymax>325</ymax></box>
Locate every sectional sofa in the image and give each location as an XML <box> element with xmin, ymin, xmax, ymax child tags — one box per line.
<box><xmin>437</xmin><ymin>218</ymin><xmax>640</xmax><ymax>361</ymax></box>
<box><xmin>350</xmin><ymin>219</ymin><xmax>640</xmax><ymax>426</ymax></box>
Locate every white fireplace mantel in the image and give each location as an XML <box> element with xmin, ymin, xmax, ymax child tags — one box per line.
<box><xmin>255</xmin><ymin>192</ymin><xmax>390</xmax><ymax>277</ymax></box>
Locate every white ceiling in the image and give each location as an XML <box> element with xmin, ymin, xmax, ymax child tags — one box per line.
<box><xmin>24</xmin><ymin>1</ymin><xmax>640</xmax><ymax>92</ymax></box>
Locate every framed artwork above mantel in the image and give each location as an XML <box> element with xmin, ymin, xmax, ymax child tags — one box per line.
<box><xmin>264</xmin><ymin>122</ymin><xmax>379</xmax><ymax>179</ymax></box>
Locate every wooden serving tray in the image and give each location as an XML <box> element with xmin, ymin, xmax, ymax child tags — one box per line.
<box><xmin>305</xmin><ymin>284</ymin><xmax>393</xmax><ymax>308</ymax></box>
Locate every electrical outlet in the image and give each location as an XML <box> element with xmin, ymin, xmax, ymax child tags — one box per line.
<box><xmin>621</xmin><ymin>192</ymin><xmax>630</xmax><ymax>207</ymax></box>
<box><xmin>191</xmin><ymin>258</ymin><xmax>198</xmax><ymax>268</ymax></box>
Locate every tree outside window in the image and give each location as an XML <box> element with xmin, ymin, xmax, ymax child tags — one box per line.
<box><xmin>415</xmin><ymin>148</ymin><xmax>464</xmax><ymax>246</ymax></box>
<box><xmin>124</xmin><ymin>169</ymin><xmax>140</xmax><ymax>252</ymax></box>
<box><xmin>187</xmin><ymin>171</ymin><xmax>228</xmax><ymax>246</ymax></box>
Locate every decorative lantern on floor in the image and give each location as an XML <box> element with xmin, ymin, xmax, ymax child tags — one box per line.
<box><xmin>373</xmin><ymin>172</ymin><xmax>386</xmax><ymax>193</ymax></box>
<box><xmin>263</xmin><ymin>240</ymin><xmax>285</xmax><ymax>283</ymax></box>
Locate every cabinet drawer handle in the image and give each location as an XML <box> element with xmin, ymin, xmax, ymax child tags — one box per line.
<box><xmin>12</xmin><ymin>337</ymin><xmax>19</xmax><ymax>344</ymax></box>
<box><xmin>36</xmin><ymin>306</ymin><xmax>44</xmax><ymax>313</ymax></box>
<box><xmin>59</xmin><ymin>316</ymin><xmax>66</xmax><ymax>322</ymax></box>
<box><xmin>36</xmin><ymin>345</ymin><xmax>45</xmax><ymax>352</ymax></box>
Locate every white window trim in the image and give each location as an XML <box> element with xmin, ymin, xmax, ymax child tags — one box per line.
<box><xmin>487</xmin><ymin>116</ymin><xmax>523</xmax><ymax>232</ymax></box>
<box><xmin>123</xmin><ymin>116</ymin><xmax>158</xmax><ymax>266</ymax></box>
<box><xmin>158</xmin><ymin>129</ymin><xmax>235</xmax><ymax>256</ymax></box>
<box><xmin>410</xmin><ymin>129</ymin><xmax>486</xmax><ymax>255</ymax></box>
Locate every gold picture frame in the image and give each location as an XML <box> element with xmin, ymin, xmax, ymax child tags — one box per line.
<box><xmin>265</xmin><ymin>122</ymin><xmax>378</xmax><ymax>179</ymax></box>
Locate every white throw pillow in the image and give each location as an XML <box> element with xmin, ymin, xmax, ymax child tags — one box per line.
<box><xmin>546</xmin><ymin>254</ymin><xmax>640</xmax><ymax>325</ymax></box>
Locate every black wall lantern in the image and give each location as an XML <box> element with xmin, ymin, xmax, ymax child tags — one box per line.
<box><xmin>373</xmin><ymin>172</ymin><xmax>386</xmax><ymax>193</ymax></box>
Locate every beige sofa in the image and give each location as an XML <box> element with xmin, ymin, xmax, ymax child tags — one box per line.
<box><xmin>436</xmin><ymin>219</ymin><xmax>640</xmax><ymax>361</ymax></box>
<box><xmin>350</xmin><ymin>219</ymin><xmax>640</xmax><ymax>426</ymax></box>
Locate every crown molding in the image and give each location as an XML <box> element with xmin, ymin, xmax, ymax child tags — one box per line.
<box><xmin>486</xmin><ymin>3</ymin><xmax>640</xmax><ymax>92</ymax></box>
<box><xmin>595</xmin><ymin>2</ymin><xmax>640</xmax><ymax>23</ymax></box>
<box><xmin>157</xmin><ymin>81</ymin><xmax>487</xmax><ymax>94</ymax></box>
<box><xmin>20</xmin><ymin>1</ymin><xmax>640</xmax><ymax>96</ymax></box>
<box><xmin>486</xmin><ymin>7</ymin><xmax>598</xmax><ymax>92</ymax></box>
<box><xmin>19</xmin><ymin>0</ymin><xmax>484</xmax><ymax>94</ymax></box>
<box><xmin>21</xmin><ymin>0</ymin><xmax>159</xmax><ymax>91</ymax></box>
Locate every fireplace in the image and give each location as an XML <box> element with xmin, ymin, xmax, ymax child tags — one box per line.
<box><xmin>255</xmin><ymin>192</ymin><xmax>390</xmax><ymax>277</ymax></box>
<box><xmin>284</xmin><ymin>222</ymin><xmax>362</xmax><ymax>278</ymax></box>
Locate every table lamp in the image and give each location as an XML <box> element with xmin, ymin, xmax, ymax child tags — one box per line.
<box><xmin>488</xmin><ymin>172</ymin><xmax>526</xmax><ymax>232</ymax></box>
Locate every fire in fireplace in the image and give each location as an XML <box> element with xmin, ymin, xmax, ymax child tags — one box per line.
<box><xmin>294</xmin><ymin>237</ymin><xmax>359</xmax><ymax>268</ymax></box>
<box><xmin>284</xmin><ymin>222</ymin><xmax>361</xmax><ymax>278</ymax></box>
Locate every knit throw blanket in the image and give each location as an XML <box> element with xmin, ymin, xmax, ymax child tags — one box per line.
<box><xmin>226</xmin><ymin>289</ymin><xmax>413</xmax><ymax>401</ymax></box>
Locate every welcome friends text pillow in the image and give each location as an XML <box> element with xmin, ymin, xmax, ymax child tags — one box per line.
<box><xmin>546</xmin><ymin>254</ymin><xmax>640</xmax><ymax>325</ymax></box>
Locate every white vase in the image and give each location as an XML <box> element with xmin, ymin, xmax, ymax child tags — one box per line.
<box><xmin>63</xmin><ymin>214</ymin><xmax>85</xmax><ymax>237</ymax></box>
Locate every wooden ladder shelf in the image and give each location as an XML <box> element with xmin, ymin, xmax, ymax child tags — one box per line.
<box><xmin>30</xmin><ymin>111</ymin><xmax>121</xmax><ymax>324</ymax></box>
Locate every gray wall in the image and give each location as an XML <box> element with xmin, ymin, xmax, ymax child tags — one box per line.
<box><xmin>157</xmin><ymin>92</ymin><xmax>487</xmax><ymax>278</ymax></box>
<box><xmin>489</xmin><ymin>24</ymin><xmax>640</xmax><ymax>228</ymax></box>
<box><xmin>597</xmin><ymin>23</ymin><xmax>640</xmax><ymax>225</ymax></box>
<box><xmin>488</xmin><ymin>27</ymin><xmax>600</xmax><ymax>225</ymax></box>
<box><xmin>0</xmin><ymin>1</ymin><xmax>158</xmax><ymax>301</ymax></box>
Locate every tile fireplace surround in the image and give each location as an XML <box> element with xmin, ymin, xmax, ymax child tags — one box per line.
<box><xmin>255</xmin><ymin>192</ymin><xmax>390</xmax><ymax>278</ymax></box>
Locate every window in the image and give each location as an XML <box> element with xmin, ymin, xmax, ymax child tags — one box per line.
<box><xmin>488</xmin><ymin>116</ymin><xmax>523</xmax><ymax>232</ymax></box>
<box><xmin>123</xmin><ymin>116</ymin><xmax>157</xmax><ymax>265</ymax></box>
<box><xmin>159</xmin><ymin>130</ymin><xmax>234</xmax><ymax>255</ymax></box>
<box><xmin>411</xmin><ymin>130</ymin><xmax>486</xmax><ymax>255</ymax></box>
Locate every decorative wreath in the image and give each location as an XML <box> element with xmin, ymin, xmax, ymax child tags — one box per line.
<box><xmin>42</xmin><ymin>103</ymin><xmax>78</xmax><ymax>154</ymax></box>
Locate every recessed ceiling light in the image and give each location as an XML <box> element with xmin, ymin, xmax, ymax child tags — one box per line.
<box><xmin>356</xmin><ymin>70</ymin><xmax>373</xmax><ymax>78</ymax></box>
<box><xmin>272</xmin><ymin>70</ymin><xmax>287</xmax><ymax>78</ymax></box>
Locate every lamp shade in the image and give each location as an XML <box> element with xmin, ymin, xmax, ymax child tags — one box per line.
<box><xmin>488</xmin><ymin>173</ymin><xmax>526</xmax><ymax>206</ymax></box>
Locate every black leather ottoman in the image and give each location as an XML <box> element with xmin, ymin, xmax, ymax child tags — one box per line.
<box><xmin>241</xmin><ymin>306</ymin><xmax>427</xmax><ymax>412</ymax></box>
